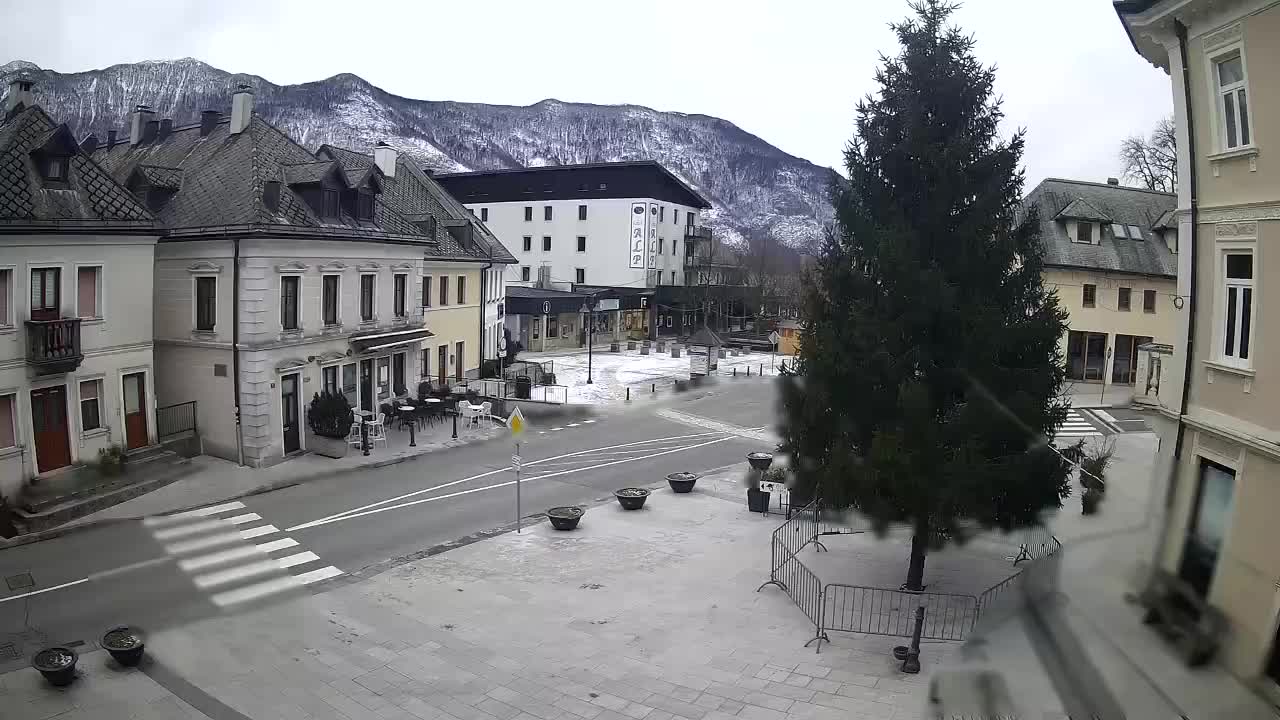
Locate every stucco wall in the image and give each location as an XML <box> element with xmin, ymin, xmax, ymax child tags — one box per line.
<box><xmin>472</xmin><ymin>198</ymin><xmax>701</xmax><ymax>288</ymax></box>
<box><xmin>1043</xmin><ymin>268</ymin><xmax>1179</xmax><ymax>383</ymax></box>
<box><xmin>153</xmin><ymin>343</ymin><xmax>236</xmax><ymax>461</ymax></box>
<box><xmin>1186</xmin><ymin>219</ymin><xmax>1278</xmax><ymax>430</ymax></box>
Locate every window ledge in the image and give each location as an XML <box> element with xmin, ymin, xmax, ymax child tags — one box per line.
<box><xmin>0</xmin><ymin>445</ymin><xmax>21</xmax><ymax>460</ymax></box>
<box><xmin>0</xmin><ymin>324</ymin><xmax>15</xmax><ymax>335</ymax></box>
<box><xmin>1204</xmin><ymin>359</ymin><xmax>1254</xmax><ymax>378</ymax></box>
<box><xmin>81</xmin><ymin>317</ymin><xmax>105</xmax><ymax>326</ymax></box>
<box><xmin>82</xmin><ymin>428</ymin><xmax>109</xmax><ymax>440</ymax></box>
<box><xmin>280</xmin><ymin>330</ymin><xmax>304</xmax><ymax>341</ymax></box>
<box><xmin>191</xmin><ymin>330</ymin><xmax>217</xmax><ymax>340</ymax></box>
<box><xmin>1207</xmin><ymin>146</ymin><xmax>1259</xmax><ymax>162</ymax></box>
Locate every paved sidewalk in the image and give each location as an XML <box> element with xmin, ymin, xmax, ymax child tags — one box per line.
<box><xmin>1067</xmin><ymin>383</ymin><xmax>1133</xmax><ymax>409</ymax></box>
<box><xmin>59</xmin><ymin>420</ymin><xmax>505</xmax><ymax>531</ymax></box>
<box><xmin>4</xmin><ymin>472</ymin><xmax>944</xmax><ymax>720</ymax></box>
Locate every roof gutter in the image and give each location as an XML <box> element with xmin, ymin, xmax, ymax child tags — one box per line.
<box><xmin>233</xmin><ymin>234</ymin><xmax>245</xmax><ymax>467</ymax></box>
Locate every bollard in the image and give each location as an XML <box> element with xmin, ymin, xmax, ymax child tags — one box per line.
<box><xmin>760</xmin><ymin>364</ymin><xmax>763</xmax><ymax>376</ymax></box>
<box><xmin>651</xmin><ymin>383</ymin><xmax>655</xmax><ymax>393</ymax></box>
<box><xmin>408</xmin><ymin>417</ymin><xmax>416</xmax><ymax>447</ymax></box>
<box><xmin>362</xmin><ymin>419</ymin><xmax>370</xmax><ymax>456</ymax></box>
<box><xmin>747</xmin><ymin>366</ymin><xmax>751</xmax><ymax>377</ymax></box>
<box><xmin>901</xmin><ymin>607</ymin><xmax>924</xmax><ymax>674</ymax></box>
<box><xmin>626</xmin><ymin>386</ymin><xmax>630</xmax><ymax>401</ymax></box>
<box><xmin>733</xmin><ymin>368</ymin><xmax>737</xmax><ymax>377</ymax></box>
<box><xmin>452</xmin><ymin>409</ymin><xmax>458</xmax><ymax>439</ymax></box>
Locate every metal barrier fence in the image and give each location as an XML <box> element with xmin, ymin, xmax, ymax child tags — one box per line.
<box><xmin>760</xmin><ymin>498</ymin><xmax>1063</xmax><ymax>653</ymax></box>
<box><xmin>156</xmin><ymin>401</ymin><xmax>197</xmax><ymax>439</ymax></box>
<box><xmin>823</xmin><ymin>585</ymin><xmax>978</xmax><ymax>641</ymax></box>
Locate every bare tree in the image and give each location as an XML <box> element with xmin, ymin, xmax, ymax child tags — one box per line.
<box><xmin>1120</xmin><ymin>116</ymin><xmax>1177</xmax><ymax>193</ymax></box>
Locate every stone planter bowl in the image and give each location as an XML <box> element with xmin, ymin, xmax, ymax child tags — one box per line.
<box><xmin>614</xmin><ymin>488</ymin><xmax>651</xmax><ymax>510</ymax></box>
<box><xmin>102</xmin><ymin>626</ymin><xmax>146</xmax><ymax>667</ymax></box>
<box><xmin>547</xmin><ymin>506</ymin><xmax>584</xmax><ymax>531</ymax></box>
<box><xmin>33</xmin><ymin>646</ymin><xmax>78</xmax><ymax>686</ymax></box>
<box><xmin>747</xmin><ymin>452</ymin><xmax>774</xmax><ymax>471</ymax></box>
<box><xmin>666</xmin><ymin>472</ymin><xmax>699</xmax><ymax>493</ymax></box>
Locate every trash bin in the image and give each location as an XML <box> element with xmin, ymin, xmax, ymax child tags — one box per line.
<box><xmin>515</xmin><ymin>376</ymin><xmax>532</xmax><ymax>399</ymax></box>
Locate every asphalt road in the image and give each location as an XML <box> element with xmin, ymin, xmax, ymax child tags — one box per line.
<box><xmin>0</xmin><ymin>376</ymin><xmax>781</xmax><ymax>670</ymax></box>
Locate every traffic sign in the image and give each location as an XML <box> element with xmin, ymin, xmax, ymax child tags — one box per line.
<box><xmin>512</xmin><ymin>454</ymin><xmax>522</xmax><ymax>469</ymax></box>
<box><xmin>507</xmin><ymin>406</ymin><xmax>527</xmax><ymax>435</ymax></box>
<box><xmin>768</xmin><ymin>330</ymin><xmax>781</xmax><ymax>344</ymax></box>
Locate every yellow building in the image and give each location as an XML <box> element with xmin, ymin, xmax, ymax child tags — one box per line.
<box><xmin>1023</xmin><ymin>178</ymin><xmax>1178</xmax><ymax>388</ymax></box>
<box><xmin>1119</xmin><ymin>0</ymin><xmax>1280</xmax><ymax>697</ymax></box>
<box><xmin>776</xmin><ymin>319</ymin><xmax>803</xmax><ymax>356</ymax></box>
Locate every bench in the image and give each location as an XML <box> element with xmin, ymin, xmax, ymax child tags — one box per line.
<box><xmin>1137</xmin><ymin>569</ymin><xmax>1226</xmax><ymax>666</ymax></box>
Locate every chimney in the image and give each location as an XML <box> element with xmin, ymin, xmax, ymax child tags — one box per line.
<box><xmin>5</xmin><ymin>77</ymin><xmax>34</xmax><ymax>115</ymax></box>
<box><xmin>1107</xmin><ymin>177</ymin><xmax>1120</xmax><ymax>186</ymax></box>
<box><xmin>107</xmin><ymin>130</ymin><xmax>117</xmax><ymax>147</ymax></box>
<box><xmin>130</xmin><ymin>104</ymin><xmax>155</xmax><ymax>145</ymax></box>
<box><xmin>374</xmin><ymin>141</ymin><xmax>397</xmax><ymax>178</ymax></box>
<box><xmin>200</xmin><ymin>110</ymin><xmax>220</xmax><ymax>137</ymax></box>
<box><xmin>230</xmin><ymin>85</ymin><xmax>253</xmax><ymax>135</ymax></box>
<box><xmin>143</xmin><ymin>119</ymin><xmax>159</xmax><ymax>143</ymax></box>
<box><xmin>159</xmin><ymin>118</ymin><xmax>173</xmax><ymax>139</ymax></box>
<box><xmin>80</xmin><ymin>134</ymin><xmax>98</xmax><ymax>154</ymax></box>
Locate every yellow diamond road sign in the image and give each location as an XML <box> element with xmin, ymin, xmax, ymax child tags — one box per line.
<box><xmin>507</xmin><ymin>406</ymin><xmax>527</xmax><ymax>435</ymax></box>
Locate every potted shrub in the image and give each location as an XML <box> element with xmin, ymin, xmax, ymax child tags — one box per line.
<box><xmin>32</xmin><ymin>646</ymin><xmax>78</xmax><ymax>686</ymax></box>
<box><xmin>614</xmin><ymin>487</ymin><xmax>650</xmax><ymax>510</ymax></box>
<box><xmin>547</xmin><ymin>506</ymin><xmax>584</xmax><ymax>530</ymax></box>
<box><xmin>306</xmin><ymin>391</ymin><xmax>354</xmax><ymax>459</ymax></box>
<box><xmin>666</xmin><ymin>472</ymin><xmax>699</xmax><ymax>493</ymax></box>
<box><xmin>97</xmin><ymin>444</ymin><xmax>127</xmax><ymax>477</ymax></box>
<box><xmin>1078</xmin><ymin>442</ymin><xmax>1113</xmax><ymax>516</ymax></box>
<box><xmin>102</xmin><ymin>625</ymin><xmax>145</xmax><ymax>666</ymax></box>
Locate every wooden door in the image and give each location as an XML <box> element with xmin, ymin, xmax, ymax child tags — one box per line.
<box><xmin>438</xmin><ymin>345</ymin><xmax>447</xmax><ymax>385</ymax></box>
<box><xmin>122</xmin><ymin>372</ymin><xmax>148</xmax><ymax>450</ymax></box>
<box><xmin>281</xmin><ymin>373</ymin><xmax>300</xmax><ymax>454</ymax></box>
<box><xmin>455</xmin><ymin>342</ymin><xmax>464</xmax><ymax>381</ymax></box>
<box><xmin>30</xmin><ymin>267</ymin><xmax>61</xmax><ymax>321</ymax></box>
<box><xmin>31</xmin><ymin>386</ymin><xmax>71</xmax><ymax>472</ymax></box>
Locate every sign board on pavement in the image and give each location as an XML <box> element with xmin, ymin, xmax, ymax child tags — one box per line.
<box><xmin>507</xmin><ymin>406</ymin><xmax>527</xmax><ymax>435</ymax></box>
<box><xmin>768</xmin><ymin>330</ymin><xmax>781</xmax><ymax>345</ymax></box>
<box><xmin>690</xmin><ymin>353</ymin><xmax>709</xmax><ymax>376</ymax></box>
<box><xmin>596</xmin><ymin>298</ymin><xmax>620</xmax><ymax>312</ymax></box>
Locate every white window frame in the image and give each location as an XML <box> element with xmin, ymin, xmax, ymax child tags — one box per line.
<box><xmin>457</xmin><ymin>275</ymin><xmax>467</xmax><ymax>305</ymax></box>
<box><xmin>376</xmin><ymin>355</ymin><xmax>391</xmax><ymax>401</ymax></box>
<box><xmin>1216</xmin><ymin>244</ymin><xmax>1256</xmax><ymax>369</ymax></box>
<box><xmin>78</xmin><ymin>376</ymin><xmax>105</xmax><ymax>435</ymax></box>
<box><xmin>521</xmin><ymin>266</ymin><xmax>531</xmax><ymax>282</ymax></box>
<box><xmin>393</xmin><ymin>272</ymin><xmax>409</xmax><ymax>318</ymax></box>
<box><xmin>0</xmin><ymin>391</ymin><xmax>18</xmax><ymax>451</ymax></box>
<box><xmin>576</xmin><ymin>236</ymin><xmax>587</xmax><ymax>253</ymax></box>
<box><xmin>320</xmin><ymin>364</ymin><xmax>340</xmax><ymax>396</ymax></box>
<box><xmin>0</xmin><ymin>265</ymin><xmax>15</xmax><ymax>330</ymax></box>
<box><xmin>1207</xmin><ymin>43</ymin><xmax>1253</xmax><ymax>153</ymax></box>
<box><xmin>575</xmin><ymin>268</ymin><xmax>585</xmax><ymax>284</ymax></box>
<box><xmin>320</xmin><ymin>273</ymin><xmax>342</xmax><ymax>328</ymax></box>
<box><xmin>74</xmin><ymin>263</ymin><xmax>104</xmax><ymax>322</ymax></box>
<box><xmin>279</xmin><ymin>273</ymin><xmax>303</xmax><ymax>332</ymax></box>
<box><xmin>192</xmin><ymin>274</ymin><xmax>218</xmax><ymax>334</ymax></box>
<box><xmin>29</xmin><ymin>262</ymin><xmax>66</xmax><ymax>318</ymax></box>
<box><xmin>359</xmin><ymin>272</ymin><xmax>378</xmax><ymax>323</ymax></box>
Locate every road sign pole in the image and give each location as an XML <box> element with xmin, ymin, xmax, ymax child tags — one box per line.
<box><xmin>515</xmin><ymin>441</ymin><xmax>522</xmax><ymax>533</ymax></box>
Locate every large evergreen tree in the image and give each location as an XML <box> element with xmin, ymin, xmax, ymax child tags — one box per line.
<box><xmin>779</xmin><ymin>0</ymin><xmax>1073</xmax><ymax>591</ymax></box>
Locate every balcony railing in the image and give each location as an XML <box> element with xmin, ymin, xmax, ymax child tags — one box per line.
<box><xmin>684</xmin><ymin>225</ymin><xmax>713</xmax><ymax>241</ymax></box>
<box><xmin>25</xmin><ymin>317</ymin><xmax>83</xmax><ymax>375</ymax></box>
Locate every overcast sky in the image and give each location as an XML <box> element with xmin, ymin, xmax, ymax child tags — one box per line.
<box><xmin>1</xmin><ymin>0</ymin><xmax>1171</xmax><ymax>187</ymax></box>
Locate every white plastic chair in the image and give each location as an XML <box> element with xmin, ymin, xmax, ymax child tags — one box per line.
<box><xmin>346</xmin><ymin>422</ymin><xmax>363</xmax><ymax>448</ymax></box>
<box><xmin>460</xmin><ymin>403</ymin><xmax>479</xmax><ymax>429</ymax></box>
<box><xmin>479</xmin><ymin>401</ymin><xmax>493</xmax><ymax>427</ymax></box>
<box><xmin>365</xmin><ymin>412</ymin><xmax>388</xmax><ymax>448</ymax></box>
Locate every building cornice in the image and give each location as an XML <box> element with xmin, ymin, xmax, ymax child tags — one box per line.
<box><xmin>1182</xmin><ymin>407</ymin><xmax>1280</xmax><ymax>462</ymax></box>
<box><xmin>1198</xmin><ymin>202</ymin><xmax>1280</xmax><ymax>223</ymax></box>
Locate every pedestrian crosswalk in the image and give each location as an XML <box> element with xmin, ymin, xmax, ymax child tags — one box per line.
<box><xmin>1053</xmin><ymin>409</ymin><xmax>1104</xmax><ymax>441</ymax></box>
<box><xmin>143</xmin><ymin>501</ymin><xmax>341</xmax><ymax>609</ymax></box>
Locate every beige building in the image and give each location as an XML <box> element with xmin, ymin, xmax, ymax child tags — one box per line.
<box><xmin>89</xmin><ymin>88</ymin><xmax>514</xmax><ymax>467</ymax></box>
<box><xmin>0</xmin><ymin>80</ymin><xmax>161</xmax><ymax>496</ymax></box>
<box><xmin>1119</xmin><ymin>0</ymin><xmax>1280</xmax><ymax>697</ymax></box>
<box><xmin>1023</xmin><ymin>178</ymin><xmax>1179</xmax><ymax>389</ymax></box>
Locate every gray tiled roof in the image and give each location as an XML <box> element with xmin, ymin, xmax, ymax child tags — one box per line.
<box><xmin>1023</xmin><ymin>178</ymin><xmax>1177</xmax><ymax>278</ymax></box>
<box><xmin>85</xmin><ymin>113</ymin><xmax>505</xmax><ymax>262</ymax></box>
<box><xmin>0</xmin><ymin>105</ymin><xmax>153</xmax><ymax>226</ymax></box>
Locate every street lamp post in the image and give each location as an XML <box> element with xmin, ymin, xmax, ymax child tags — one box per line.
<box><xmin>582</xmin><ymin>295</ymin><xmax>599</xmax><ymax>385</ymax></box>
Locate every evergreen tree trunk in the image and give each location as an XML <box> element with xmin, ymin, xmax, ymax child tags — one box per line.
<box><xmin>905</xmin><ymin>526</ymin><xmax>928</xmax><ymax>592</ymax></box>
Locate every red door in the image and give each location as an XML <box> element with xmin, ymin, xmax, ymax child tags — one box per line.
<box><xmin>31</xmin><ymin>386</ymin><xmax>71</xmax><ymax>473</ymax></box>
<box><xmin>123</xmin><ymin>372</ymin><xmax>148</xmax><ymax>450</ymax></box>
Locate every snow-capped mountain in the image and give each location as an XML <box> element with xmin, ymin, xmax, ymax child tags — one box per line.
<box><xmin>1</xmin><ymin>58</ymin><xmax>835</xmax><ymax>248</ymax></box>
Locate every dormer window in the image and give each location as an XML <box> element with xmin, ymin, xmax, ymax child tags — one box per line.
<box><xmin>322</xmin><ymin>189</ymin><xmax>340</xmax><ymax>218</ymax></box>
<box><xmin>1075</xmin><ymin>221</ymin><xmax>1093</xmax><ymax>245</ymax></box>
<box><xmin>357</xmin><ymin>191</ymin><xmax>375</xmax><ymax>221</ymax></box>
<box><xmin>41</xmin><ymin>155</ymin><xmax>69</xmax><ymax>185</ymax></box>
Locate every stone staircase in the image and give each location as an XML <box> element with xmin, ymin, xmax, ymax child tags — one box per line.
<box><xmin>8</xmin><ymin>446</ymin><xmax>195</xmax><ymax>535</ymax></box>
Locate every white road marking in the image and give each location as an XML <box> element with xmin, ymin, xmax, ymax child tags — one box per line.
<box><xmin>295</xmin><ymin>566</ymin><xmax>344</xmax><ymax>585</ymax></box>
<box><xmin>275</xmin><ymin>551</ymin><xmax>320</xmax><ymax>569</ymax></box>
<box><xmin>194</xmin><ymin>560</ymin><xmax>280</xmax><ymax>589</ymax></box>
<box><xmin>1095</xmin><ymin>410</ymin><xmax>1118</xmax><ymax>424</ymax></box>
<box><xmin>551</xmin><ymin>427</ymin><xmax>563</xmax><ymax>431</ymax></box>
<box><xmin>239</xmin><ymin>525</ymin><xmax>278</xmax><ymax>540</ymax></box>
<box><xmin>178</xmin><ymin>545</ymin><xmax>263</xmax><ymax>572</ymax></box>
<box><xmin>224</xmin><ymin>513</ymin><xmax>262</xmax><ymax>525</ymax></box>
<box><xmin>0</xmin><ymin>578</ymin><xmax>88</xmax><ymax>604</ymax></box>
<box><xmin>286</xmin><ymin>430</ymin><xmax>728</xmax><ymax>531</ymax></box>
<box><xmin>211</xmin><ymin>575</ymin><xmax>302</xmax><ymax>607</ymax></box>
<box><xmin>288</xmin><ymin>435</ymin><xmax>738</xmax><ymax>532</ymax></box>
<box><xmin>165</xmin><ymin>532</ymin><xmax>244</xmax><ymax>555</ymax></box>
<box><xmin>144</xmin><ymin>501</ymin><xmax>246</xmax><ymax>527</ymax></box>
<box><xmin>256</xmin><ymin>538</ymin><xmax>300</xmax><ymax>554</ymax></box>
<box><xmin>152</xmin><ymin>519</ymin><xmax>226</xmax><ymax>541</ymax></box>
<box><xmin>567</xmin><ymin>423</ymin><xmax>580</xmax><ymax>427</ymax></box>
<box><xmin>583</xmin><ymin>420</ymin><xmax>596</xmax><ymax>424</ymax></box>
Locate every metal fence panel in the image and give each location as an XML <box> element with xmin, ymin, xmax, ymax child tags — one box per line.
<box><xmin>156</xmin><ymin>401</ymin><xmax>196</xmax><ymax>439</ymax></box>
<box><xmin>823</xmin><ymin>584</ymin><xmax>979</xmax><ymax>641</ymax></box>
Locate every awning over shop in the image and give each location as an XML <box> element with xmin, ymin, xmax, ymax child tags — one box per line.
<box><xmin>350</xmin><ymin>326</ymin><xmax>435</xmax><ymax>354</ymax></box>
